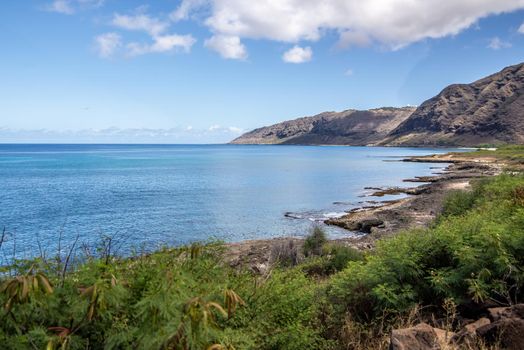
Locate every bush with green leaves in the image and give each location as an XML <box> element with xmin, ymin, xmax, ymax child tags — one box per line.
<box><xmin>327</xmin><ymin>173</ymin><xmax>524</xmax><ymax>326</ymax></box>
<box><xmin>0</xmin><ymin>242</ymin><xmax>331</xmax><ymax>349</ymax></box>
<box><xmin>303</xmin><ymin>226</ymin><xmax>328</xmax><ymax>257</ymax></box>
<box><xmin>302</xmin><ymin>244</ymin><xmax>364</xmax><ymax>277</ymax></box>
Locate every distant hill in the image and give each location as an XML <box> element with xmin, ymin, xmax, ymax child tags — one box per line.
<box><xmin>382</xmin><ymin>63</ymin><xmax>524</xmax><ymax>146</ymax></box>
<box><xmin>231</xmin><ymin>63</ymin><xmax>524</xmax><ymax>147</ymax></box>
<box><xmin>230</xmin><ymin>107</ymin><xmax>415</xmax><ymax>145</ymax></box>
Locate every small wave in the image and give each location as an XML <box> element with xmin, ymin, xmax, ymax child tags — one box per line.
<box><xmin>322</xmin><ymin>212</ymin><xmax>347</xmax><ymax>219</ymax></box>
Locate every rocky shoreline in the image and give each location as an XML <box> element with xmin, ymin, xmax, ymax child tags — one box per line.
<box><xmin>226</xmin><ymin>151</ymin><xmax>504</xmax><ymax>271</ymax></box>
<box><xmin>324</xmin><ymin>153</ymin><xmax>502</xmax><ymax>242</ymax></box>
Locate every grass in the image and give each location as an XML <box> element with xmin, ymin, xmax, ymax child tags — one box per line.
<box><xmin>1</xmin><ymin>171</ymin><xmax>524</xmax><ymax>349</ymax></box>
<box><xmin>460</xmin><ymin>145</ymin><xmax>524</xmax><ymax>165</ymax></box>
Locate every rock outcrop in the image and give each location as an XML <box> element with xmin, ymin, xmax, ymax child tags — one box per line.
<box><xmin>389</xmin><ymin>323</ymin><xmax>452</xmax><ymax>350</ymax></box>
<box><xmin>390</xmin><ymin>304</ymin><xmax>524</xmax><ymax>350</ymax></box>
<box><xmin>476</xmin><ymin>304</ymin><xmax>524</xmax><ymax>350</ymax></box>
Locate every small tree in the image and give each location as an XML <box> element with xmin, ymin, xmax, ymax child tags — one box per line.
<box><xmin>303</xmin><ymin>226</ymin><xmax>327</xmax><ymax>257</ymax></box>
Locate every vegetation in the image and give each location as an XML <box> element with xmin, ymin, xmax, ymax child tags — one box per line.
<box><xmin>1</xmin><ymin>172</ymin><xmax>524</xmax><ymax>349</ymax></box>
<box><xmin>462</xmin><ymin>144</ymin><xmax>524</xmax><ymax>165</ymax></box>
<box><xmin>303</xmin><ymin>226</ymin><xmax>328</xmax><ymax>257</ymax></box>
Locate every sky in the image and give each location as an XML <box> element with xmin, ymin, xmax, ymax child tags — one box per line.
<box><xmin>0</xmin><ymin>0</ymin><xmax>524</xmax><ymax>143</ymax></box>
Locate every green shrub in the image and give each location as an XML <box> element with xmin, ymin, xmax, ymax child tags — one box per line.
<box><xmin>0</xmin><ymin>241</ymin><xmax>332</xmax><ymax>349</ymax></box>
<box><xmin>327</xmin><ymin>173</ymin><xmax>524</xmax><ymax>327</ymax></box>
<box><xmin>303</xmin><ymin>226</ymin><xmax>328</xmax><ymax>257</ymax></box>
<box><xmin>302</xmin><ymin>244</ymin><xmax>363</xmax><ymax>277</ymax></box>
<box><xmin>440</xmin><ymin>189</ymin><xmax>478</xmax><ymax>217</ymax></box>
<box><xmin>233</xmin><ymin>269</ymin><xmax>332</xmax><ymax>349</ymax></box>
<box><xmin>325</xmin><ymin>245</ymin><xmax>364</xmax><ymax>273</ymax></box>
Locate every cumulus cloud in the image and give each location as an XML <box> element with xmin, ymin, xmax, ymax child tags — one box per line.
<box><xmin>94</xmin><ymin>32</ymin><xmax>122</xmax><ymax>58</ymax></box>
<box><xmin>170</xmin><ymin>0</ymin><xmax>208</xmax><ymax>21</ymax></box>
<box><xmin>518</xmin><ymin>22</ymin><xmax>524</xmax><ymax>33</ymax></box>
<box><xmin>126</xmin><ymin>34</ymin><xmax>196</xmax><ymax>56</ymax></box>
<box><xmin>108</xmin><ymin>11</ymin><xmax>196</xmax><ymax>57</ymax></box>
<box><xmin>45</xmin><ymin>0</ymin><xmax>104</xmax><ymax>14</ymax></box>
<box><xmin>54</xmin><ymin>0</ymin><xmax>524</xmax><ymax>60</ymax></box>
<box><xmin>112</xmin><ymin>13</ymin><xmax>169</xmax><ymax>36</ymax></box>
<box><xmin>282</xmin><ymin>45</ymin><xmax>312</xmax><ymax>63</ymax></box>
<box><xmin>175</xmin><ymin>0</ymin><xmax>524</xmax><ymax>50</ymax></box>
<box><xmin>204</xmin><ymin>35</ymin><xmax>248</xmax><ymax>59</ymax></box>
<box><xmin>487</xmin><ymin>37</ymin><xmax>512</xmax><ymax>49</ymax></box>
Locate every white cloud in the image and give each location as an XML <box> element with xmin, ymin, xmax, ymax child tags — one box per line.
<box><xmin>344</xmin><ymin>69</ymin><xmax>354</xmax><ymax>76</ymax></box>
<box><xmin>112</xmin><ymin>13</ymin><xmax>169</xmax><ymax>36</ymax></box>
<box><xmin>45</xmin><ymin>0</ymin><xmax>104</xmax><ymax>15</ymax></box>
<box><xmin>94</xmin><ymin>32</ymin><xmax>122</xmax><ymax>58</ymax></box>
<box><xmin>206</xmin><ymin>125</ymin><xmax>244</xmax><ymax>133</ymax></box>
<box><xmin>228</xmin><ymin>126</ymin><xmax>243</xmax><ymax>133</ymax></box>
<box><xmin>109</xmin><ymin>11</ymin><xmax>195</xmax><ymax>57</ymax></box>
<box><xmin>204</xmin><ymin>35</ymin><xmax>248</xmax><ymax>59</ymax></box>
<box><xmin>47</xmin><ymin>0</ymin><xmax>74</xmax><ymax>14</ymax></box>
<box><xmin>151</xmin><ymin>34</ymin><xmax>196</xmax><ymax>52</ymax></box>
<box><xmin>282</xmin><ymin>45</ymin><xmax>312</xmax><ymax>63</ymax></box>
<box><xmin>0</xmin><ymin>126</ymin><xmax>242</xmax><ymax>144</ymax></box>
<box><xmin>487</xmin><ymin>37</ymin><xmax>512</xmax><ymax>49</ymax></box>
<box><xmin>127</xmin><ymin>34</ymin><xmax>196</xmax><ymax>56</ymax></box>
<box><xmin>78</xmin><ymin>0</ymin><xmax>104</xmax><ymax>7</ymax></box>
<box><xmin>518</xmin><ymin>22</ymin><xmax>524</xmax><ymax>33</ymax></box>
<box><xmin>178</xmin><ymin>0</ymin><xmax>524</xmax><ymax>50</ymax></box>
<box><xmin>170</xmin><ymin>0</ymin><xmax>208</xmax><ymax>21</ymax></box>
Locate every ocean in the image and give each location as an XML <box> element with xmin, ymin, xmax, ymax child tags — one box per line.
<box><xmin>0</xmin><ymin>144</ymin><xmax>460</xmax><ymax>258</ymax></box>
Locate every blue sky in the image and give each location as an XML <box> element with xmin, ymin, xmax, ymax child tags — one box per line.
<box><xmin>1</xmin><ymin>0</ymin><xmax>524</xmax><ymax>143</ymax></box>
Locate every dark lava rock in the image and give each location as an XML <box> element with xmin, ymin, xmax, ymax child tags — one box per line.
<box><xmin>474</xmin><ymin>304</ymin><xmax>524</xmax><ymax>350</ymax></box>
<box><xmin>389</xmin><ymin>323</ymin><xmax>442</xmax><ymax>350</ymax></box>
<box><xmin>451</xmin><ymin>317</ymin><xmax>491</xmax><ymax>345</ymax></box>
<box><xmin>476</xmin><ymin>318</ymin><xmax>524</xmax><ymax>350</ymax></box>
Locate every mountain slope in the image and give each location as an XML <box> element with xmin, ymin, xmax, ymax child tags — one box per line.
<box><xmin>383</xmin><ymin>63</ymin><xmax>524</xmax><ymax>146</ymax></box>
<box><xmin>232</xmin><ymin>62</ymin><xmax>524</xmax><ymax>147</ymax></box>
<box><xmin>230</xmin><ymin>107</ymin><xmax>415</xmax><ymax>145</ymax></box>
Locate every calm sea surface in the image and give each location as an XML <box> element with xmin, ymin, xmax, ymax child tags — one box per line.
<box><xmin>0</xmin><ymin>144</ymin><xmax>461</xmax><ymax>258</ymax></box>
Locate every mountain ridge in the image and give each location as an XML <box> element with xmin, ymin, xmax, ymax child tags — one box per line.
<box><xmin>382</xmin><ymin>62</ymin><xmax>524</xmax><ymax>146</ymax></box>
<box><xmin>230</xmin><ymin>106</ymin><xmax>416</xmax><ymax>146</ymax></box>
<box><xmin>231</xmin><ymin>62</ymin><xmax>524</xmax><ymax>147</ymax></box>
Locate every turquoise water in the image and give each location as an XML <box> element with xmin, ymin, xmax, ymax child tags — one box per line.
<box><xmin>0</xmin><ymin>144</ymin><xmax>458</xmax><ymax>258</ymax></box>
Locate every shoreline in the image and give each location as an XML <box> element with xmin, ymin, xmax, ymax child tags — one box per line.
<box><xmin>226</xmin><ymin>151</ymin><xmax>504</xmax><ymax>272</ymax></box>
<box><xmin>325</xmin><ymin>153</ymin><xmax>502</xmax><ymax>237</ymax></box>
